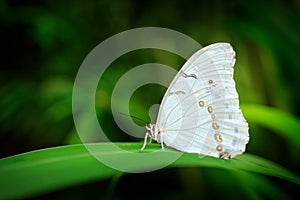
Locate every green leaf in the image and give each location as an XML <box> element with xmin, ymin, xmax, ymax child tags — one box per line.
<box><xmin>241</xmin><ymin>104</ymin><xmax>300</xmax><ymax>147</ymax></box>
<box><xmin>0</xmin><ymin>143</ymin><xmax>299</xmax><ymax>199</ymax></box>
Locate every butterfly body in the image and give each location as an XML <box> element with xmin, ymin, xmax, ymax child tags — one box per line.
<box><xmin>141</xmin><ymin>43</ymin><xmax>249</xmax><ymax>159</ymax></box>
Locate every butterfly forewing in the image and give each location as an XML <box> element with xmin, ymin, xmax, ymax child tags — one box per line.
<box><xmin>156</xmin><ymin>43</ymin><xmax>249</xmax><ymax>159</ymax></box>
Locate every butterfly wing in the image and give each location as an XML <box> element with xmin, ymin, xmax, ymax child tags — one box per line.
<box><xmin>156</xmin><ymin>43</ymin><xmax>249</xmax><ymax>158</ymax></box>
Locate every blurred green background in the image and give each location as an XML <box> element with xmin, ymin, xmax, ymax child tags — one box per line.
<box><xmin>1</xmin><ymin>0</ymin><xmax>300</xmax><ymax>199</ymax></box>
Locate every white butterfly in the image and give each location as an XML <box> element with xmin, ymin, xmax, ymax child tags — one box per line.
<box><xmin>141</xmin><ymin>43</ymin><xmax>249</xmax><ymax>159</ymax></box>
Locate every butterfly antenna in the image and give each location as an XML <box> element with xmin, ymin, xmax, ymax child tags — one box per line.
<box><xmin>118</xmin><ymin>112</ymin><xmax>149</xmax><ymax>124</ymax></box>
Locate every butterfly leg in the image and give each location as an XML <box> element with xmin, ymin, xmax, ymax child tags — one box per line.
<box><xmin>160</xmin><ymin>134</ymin><xmax>165</xmax><ymax>151</ymax></box>
<box><xmin>141</xmin><ymin>131</ymin><xmax>149</xmax><ymax>150</ymax></box>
